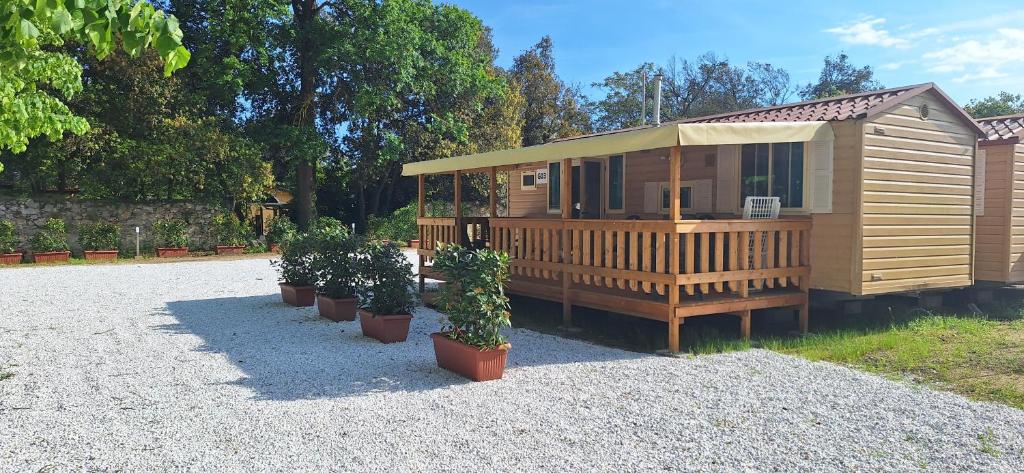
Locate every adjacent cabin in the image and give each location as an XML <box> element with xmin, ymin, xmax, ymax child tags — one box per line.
<box><xmin>402</xmin><ymin>83</ymin><xmax>983</xmax><ymax>351</ymax></box>
<box><xmin>974</xmin><ymin>115</ymin><xmax>1024</xmax><ymax>284</ymax></box>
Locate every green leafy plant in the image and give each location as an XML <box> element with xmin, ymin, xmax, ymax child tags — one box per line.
<box><xmin>152</xmin><ymin>218</ymin><xmax>189</xmax><ymax>248</ymax></box>
<box><xmin>275</xmin><ymin>232</ymin><xmax>318</xmax><ymax>286</ymax></box>
<box><xmin>313</xmin><ymin>231</ymin><xmax>363</xmax><ymax>299</ymax></box>
<box><xmin>78</xmin><ymin>222</ymin><xmax>120</xmax><ymax>251</ymax></box>
<box><xmin>356</xmin><ymin>241</ymin><xmax>416</xmax><ymax>316</ymax></box>
<box><xmin>212</xmin><ymin>212</ymin><xmax>250</xmax><ymax>247</ymax></box>
<box><xmin>433</xmin><ymin>244</ymin><xmax>511</xmax><ymax>349</ymax></box>
<box><xmin>312</xmin><ymin>216</ymin><xmax>347</xmax><ymax>238</ymax></box>
<box><xmin>0</xmin><ymin>220</ymin><xmax>18</xmax><ymax>254</ymax></box>
<box><xmin>266</xmin><ymin>217</ymin><xmax>298</xmax><ymax>245</ymax></box>
<box><xmin>367</xmin><ymin>201</ymin><xmax>418</xmax><ymax>244</ymax></box>
<box><xmin>30</xmin><ymin>218</ymin><xmax>69</xmax><ymax>253</ymax></box>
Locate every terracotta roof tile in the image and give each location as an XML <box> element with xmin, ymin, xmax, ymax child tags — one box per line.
<box><xmin>675</xmin><ymin>85</ymin><xmax>923</xmax><ymax>124</ymax></box>
<box><xmin>976</xmin><ymin>115</ymin><xmax>1024</xmax><ymax>143</ymax></box>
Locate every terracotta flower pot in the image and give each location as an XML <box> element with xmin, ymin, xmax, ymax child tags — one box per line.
<box><xmin>280</xmin><ymin>283</ymin><xmax>316</xmax><ymax>307</ymax></box>
<box><xmin>84</xmin><ymin>250</ymin><xmax>119</xmax><ymax>261</ymax></box>
<box><xmin>270</xmin><ymin>243</ymin><xmax>281</xmax><ymax>253</ymax></box>
<box><xmin>33</xmin><ymin>251</ymin><xmax>70</xmax><ymax>263</ymax></box>
<box><xmin>358</xmin><ymin>310</ymin><xmax>412</xmax><ymax>343</ymax></box>
<box><xmin>317</xmin><ymin>295</ymin><xmax>357</xmax><ymax>321</ymax></box>
<box><xmin>409</xmin><ymin>239</ymin><xmax>420</xmax><ymax>249</ymax></box>
<box><xmin>215</xmin><ymin>245</ymin><xmax>245</xmax><ymax>255</ymax></box>
<box><xmin>0</xmin><ymin>252</ymin><xmax>23</xmax><ymax>265</ymax></box>
<box><xmin>431</xmin><ymin>333</ymin><xmax>511</xmax><ymax>382</ymax></box>
<box><xmin>156</xmin><ymin>247</ymin><xmax>188</xmax><ymax>258</ymax></box>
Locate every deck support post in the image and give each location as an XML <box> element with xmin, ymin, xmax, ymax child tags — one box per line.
<box><xmin>560</xmin><ymin>157</ymin><xmax>573</xmax><ymax>328</ymax></box>
<box><xmin>738</xmin><ymin>310</ymin><xmax>752</xmax><ymax>340</ymax></box>
<box><xmin>667</xmin><ymin>146</ymin><xmax>682</xmax><ymax>352</ymax></box>
<box><xmin>453</xmin><ymin>170</ymin><xmax>463</xmax><ymax>245</ymax></box>
<box><xmin>417</xmin><ymin>174</ymin><xmax>426</xmax><ymax>293</ymax></box>
<box><xmin>798</xmin><ymin>303</ymin><xmax>809</xmax><ymax>334</ymax></box>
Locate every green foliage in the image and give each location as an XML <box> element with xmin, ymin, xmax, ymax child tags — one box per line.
<box><xmin>509</xmin><ymin>36</ymin><xmax>592</xmax><ymax>145</ymax></box>
<box><xmin>152</xmin><ymin>218</ymin><xmax>188</xmax><ymax>248</ymax></box>
<box><xmin>311</xmin><ymin>216</ymin><xmax>347</xmax><ymax>238</ymax></box>
<box><xmin>964</xmin><ymin>92</ymin><xmax>1024</xmax><ymax>119</ymax></box>
<box><xmin>313</xmin><ymin>231</ymin><xmax>362</xmax><ymax>299</ymax></box>
<box><xmin>367</xmin><ymin>201</ymin><xmax>418</xmax><ymax>243</ymax></box>
<box><xmin>266</xmin><ymin>216</ymin><xmax>297</xmax><ymax>245</ymax></box>
<box><xmin>799</xmin><ymin>53</ymin><xmax>882</xmax><ymax>100</ymax></box>
<box><xmin>356</xmin><ymin>241</ymin><xmax>416</xmax><ymax>316</ymax></box>
<box><xmin>78</xmin><ymin>222</ymin><xmax>120</xmax><ymax>251</ymax></box>
<box><xmin>212</xmin><ymin>212</ymin><xmax>250</xmax><ymax>246</ymax></box>
<box><xmin>0</xmin><ymin>0</ymin><xmax>190</xmax><ymax>172</ymax></box>
<box><xmin>275</xmin><ymin>232</ymin><xmax>317</xmax><ymax>286</ymax></box>
<box><xmin>0</xmin><ymin>220</ymin><xmax>18</xmax><ymax>254</ymax></box>
<box><xmin>433</xmin><ymin>244</ymin><xmax>511</xmax><ymax>348</ymax></box>
<box><xmin>30</xmin><ymin>218</ymin><xmax>68</xmax><ymax>253</ymax></box>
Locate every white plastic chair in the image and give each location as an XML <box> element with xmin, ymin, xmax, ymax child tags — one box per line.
<box><xmin>742</xmin><ymin>196</ymin><xmax>780</xmax><ymax>271</ymax></box>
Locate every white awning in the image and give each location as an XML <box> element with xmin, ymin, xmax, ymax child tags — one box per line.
<box><xmin>402</xmin><ymin>121</ymin><xmax>835</xmax><ymax>176</ymax></box>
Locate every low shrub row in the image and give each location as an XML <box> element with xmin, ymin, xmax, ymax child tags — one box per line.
<box><xmin>0</xmin><ymin>212</ymin><xmax>288</xmax><ymax>264</ymax></box>
<box><xmin>275</xmin><ymin>224</ymin><xmax>512</xmax><ymax>382</ymax></box>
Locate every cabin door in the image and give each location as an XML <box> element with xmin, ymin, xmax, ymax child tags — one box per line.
<box><xmin>579</xmin><ymin>160</ymin><xmax>603</xmax><ymax>219</ymax></box>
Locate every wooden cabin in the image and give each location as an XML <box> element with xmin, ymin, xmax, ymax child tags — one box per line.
<box><xmin>974</xmin><ymin>115</ymin><xmax>1024</xmax><ymax>284</ymax></box>
<box><xmin>402</xmin><ymin>83</ymin><xmax>983</xmax><ymax>351</ymax></box>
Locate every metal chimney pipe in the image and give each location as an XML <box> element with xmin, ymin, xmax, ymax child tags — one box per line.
<box><xmin>640</xmin><ymin>70</ymin><xmax>647</xmax><ymax>125</ymax></box>
<box><xmin>652</xmin><ymin>73</ymin><xmax>663</xmax><ymax>126</ymax></box>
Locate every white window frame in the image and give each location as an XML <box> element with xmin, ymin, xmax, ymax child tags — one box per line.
<box><xmin>660</xmin><ymin>183</ymin><xmax>695</xmax><ymax>214</ymax></box>
<box><xmin>520</xmin><ymin>170</ymin><xmax>536</xmax><ymax>191</ymax></box>
<box><xmin>737</xmin><ymin>142</ymin><xmax>810</xmax><ymax>213</ymax></box>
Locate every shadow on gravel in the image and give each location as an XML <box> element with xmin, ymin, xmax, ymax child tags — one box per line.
<box><xmin>159</xmin><ymin>294</ymin><xmax>644</xmax><ymax>400</ymax></box>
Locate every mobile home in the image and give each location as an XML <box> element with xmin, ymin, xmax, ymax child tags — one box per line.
<box><xmin>403</xmin><ymin>83</ymin><xmax>983</xmax><ymax>351</ymax></box>
<box><xmin>974</xmin><ymin>114</ymin><xmax>1024</xmax><ymax>284</ymax></box>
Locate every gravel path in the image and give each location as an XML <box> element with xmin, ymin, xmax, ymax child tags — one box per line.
<box><xmin>1</xmin><ymin>257</ymin><xmax>1023</xmax><ymax>472</ymax></box>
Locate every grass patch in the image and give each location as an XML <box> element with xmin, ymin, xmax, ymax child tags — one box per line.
<box><xmin>762</xmin><ymin>300</ymin><xmax>1024</xmax><ymax>409</ymax></box>
<box><xmin>0</xmin><ymin>371</ymin><xmax>13</xmax><ymax>381</ymax></box>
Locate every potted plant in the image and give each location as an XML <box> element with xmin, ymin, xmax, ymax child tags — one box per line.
<box><xmin>0</xmin><ymin>220</ymin><xmax>22</xmax><ymax>265</ymax></box>
<box><xmin>30</xmin><ymin>218</ymin><xmax>71</xmax><ymax>263</ymax></box>
<box><xmin>213</xmin><ymin>212</ymin><xmax>249</xmax><ymax>255</ymax></box>
<box><xmin>431</xmin><ymin>244</ymin><xmax>512</xmax><ymax>382</ymax></box>
<box><xmin>153</xmin><ymin>218</ymin><xmax>189</xmax><ymax>257</ymax></box>
<box><xmin>312</xmin><ymin>230</ymin><xmax>362</xmax><ymax>321</ymax></box>
<box><xmin>79</xmin><ymin>222</ymin><xmax>121</xmax><ymax>261</ymax></box>
<box><xmin>266</xmin><ymin>216</ymin><xmax>297</xmax><ymax>253</ymax></box>
<box><xmin>274</xmin><ymin>232</ymin><xmax>318</xmax><ymax>306</ymax></box>
<box><xmin>356</xmin><ymin>241</ymin><xmax>417</xmax><ymax>343</ymax></box>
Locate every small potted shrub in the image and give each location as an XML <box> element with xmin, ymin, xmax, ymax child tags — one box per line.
<box><xmin>274</xmin><ymin>232</ymin><xmax>318</xmax><ymax>306</ymax></box>
<box><xmin>0</xmin><ymin>220</ymin><xmax>22</xmax><ymax>265</ymax></box>
<box><xmin>213</xmin><ymin>212</ymin><xmax>249</xmax><ymax>255</ymax></box>
<box><xmin>79</xmin><ymin>222</ymin><xmax>121</xmax><ymax>261</ymax></box>
<box><xmin>266</xmin><ymin>217</ymin><xmax>297</xmax><ymax>253</ymax></box>
<box><xmin>356</xmin><ymin>241</ymin><xmax>417</xmax><ymax>343</ymax></box>
<box><xmin>313</xmin><ymin>231</ymin><xmax>362</xmax><ymax>321</ymax></box>
<box><xmin>431</xmin><ymin>244</ymin><xmax>512</xmax><ymax>382</ymax></box>
<box><xmin>153</xmin><ymin>218</ymin><xmax>189</xmax><ymax>257</ymax></box>
<box><xmin>30</xmin><ymin>218</ymin><xmax>71</xmax><ymax>263</ymax></box>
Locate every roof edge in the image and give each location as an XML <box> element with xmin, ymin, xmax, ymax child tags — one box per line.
<box><xmin>862</xmin><ymin>83</ymin><xmax>985</xmax><ymax>136</ymax></box>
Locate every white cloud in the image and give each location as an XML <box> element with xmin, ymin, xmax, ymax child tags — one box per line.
<box><xmin>825</xmin><ymin>17</ymin><xmax>909</xmax><ymax>48</ymax></box>
<box><xmin>922</xmin><ymin>28</ymin><xmax>1024</xmax><ymax>83</ymax></box>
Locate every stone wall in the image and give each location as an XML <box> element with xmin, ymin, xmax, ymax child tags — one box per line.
<box><xmin>0</xmin><ymin>195</ymin><xmax>224</xmax><ymax>255</ymax></box>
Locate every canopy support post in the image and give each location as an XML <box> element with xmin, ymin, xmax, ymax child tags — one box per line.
<box><xmin>454</xmin><ymin>170</ymin><xmax>463</xmax><ymax>245</ymax></box>
<box><xmin>417</xmin><ymin>174</ymin><xmax>426</xmax><ymax>293</ymax></box>
<box><xmin>668</xmin><ymin>146</ymin><xmax>682</xmax><ymax>352</ymax></box>
<box><xmin>488</xmin><ymin>167</ymin><xmax>497</xmax><ymax>217</ymax></box>
<box><xmin>560</xmin><ymin>157</ymin><xmax>573</xmax><ymax>329</ymax></box>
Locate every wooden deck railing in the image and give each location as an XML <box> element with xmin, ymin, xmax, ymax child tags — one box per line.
<box><xmin>420</xmin><ymin>217</ymin><xmax>811</xmax><ymax>302</ymax></box>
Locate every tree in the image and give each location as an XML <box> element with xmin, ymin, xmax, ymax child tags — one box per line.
<box><xmin>509</xmin><ymin>36</ymin><xmax>592</xmax><ymax>146</ymax></box>
<box><xmin>0</xmin><ymin>0</ymin><xmax>190</xmax><ymax>172</ymax></box>
<box><xmin>799</xmin><ymin>53</ymin><xmax>882</xmax><ymax>100</ymax></box>
<box><xmin>964</xmin><ymin>92</ymin><xmax>1024</xmax><ymax>118</ymax></box>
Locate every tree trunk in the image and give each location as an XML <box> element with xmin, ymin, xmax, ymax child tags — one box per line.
<box><xmin>292</xmin><ymin>0</ymin><xmax>318</xmax><ymax>230</ymax></box>
<box><xmin>355</xmin><ymin>179</ymin><xmax>367</xmax><ymax>232</ymax></box>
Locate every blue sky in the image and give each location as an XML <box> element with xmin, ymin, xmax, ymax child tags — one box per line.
<box><xmin>446</xmin><ymin>0</ymin><xmax>1024</xmax><ymax>105</ymax></box>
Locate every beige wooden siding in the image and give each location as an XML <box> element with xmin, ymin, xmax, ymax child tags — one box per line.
<box><xmin>974</xmin><ymin>144</ymin><xmax>1013</xmax><ymax>282</ymax></box>
<box><xmin>859</xmin><ymin>91</ymin><xmax>977</xmax><ymax>294</ymax></box>
<box><xmin>808</xmin><ymin>120</ymin><xmax>860</xmax><ymax>293</ymax></box>
<box><xmin>1008</xmin><ymin>144</ymin><xmax>1024</xmax><ymax>281</ymax></box>
<box><xmin>508</xmin><ymin>162</ymin><xmax>550</xmax><ymax>217</ymax></box>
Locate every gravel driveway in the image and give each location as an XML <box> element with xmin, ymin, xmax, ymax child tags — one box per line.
<box><xmin>1</xmin><ymin>257</ymin><xmax>1023</xmax><ymax>472</ymax></box>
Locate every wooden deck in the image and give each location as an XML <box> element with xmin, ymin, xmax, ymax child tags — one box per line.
<box><xmin>417</xmin><ymin>216</ymin><xmax>811</xmax><ymax>351</ymax></box>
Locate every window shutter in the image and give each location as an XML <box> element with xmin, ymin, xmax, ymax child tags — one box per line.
<box><xmin>974</xmin><ymin>149</ymin><xmax>986</xmax><ymax>216</ymax></box>
<box><xmin>643</xmin><ymin>182</ymin><xmax>660</xmax><ymax>213</ymax></box>
<box><xmin>715</xmin><ymin>145</ymin><xmax>738</xmax><ymax>213</ymax></box>
<box><xmin>810</xmin><ymin>140</ymin><xmax>834</xmax><ymax>214</ymax></box>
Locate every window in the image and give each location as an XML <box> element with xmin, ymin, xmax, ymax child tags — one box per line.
<box><xmin>520</xmin><ymin>171</ymin><xmax>536</xmax><ymax>190</ymax></box>
<box><xmin>547</xmin><ymin>161</ymin><xmax>561</xmax><ymax>211</ymax></box>
<box><xmin>740</xmin><ymin>142</ymin><xmax>804</xmax><ymax>209</ymax></box>
<box><xmin>660</xmin><ymin>184</ymin><xmax>694</xmax><ymax>212</ymax></box>
<box><xmin>607</xmin><ymin>155</ymin><xmax>624</xmax><ymax>212</ymax></box>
